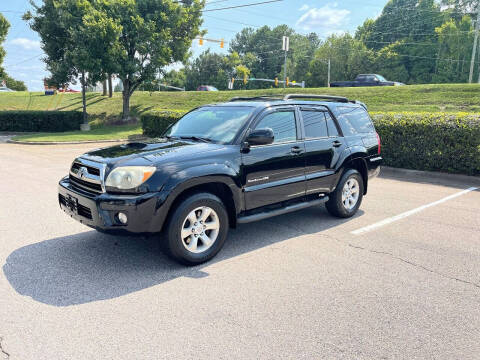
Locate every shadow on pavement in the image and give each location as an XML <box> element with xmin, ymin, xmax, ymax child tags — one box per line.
<box><xmin>3</xmin><ymin>205</ymin><xmax>361</xmax><ymax>307</ymax></box>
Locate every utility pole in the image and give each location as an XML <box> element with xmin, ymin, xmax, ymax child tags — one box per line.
<box><xmin>477</xmin><ymin>33</ymin><xmax>480</xmax><ymax>83</ymax></box>
<box><xmin>469</xmin><ymin>1</ymin><xmax>480</xmax><ymax>83</ymax></box>
<box><xmin>327</xmin><ymin>58</ymin><xmax>331</xmax><ymax>87</ymax></box>
<box><xmin>282</xmin><ymin>35</ymin><xmax>289</xmax><ymax>89</ymax></box>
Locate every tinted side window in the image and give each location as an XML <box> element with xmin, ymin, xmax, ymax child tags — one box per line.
<box><xmin>301</xmin><ymin>110</ymin><xmax>327</xmax><ymax>139</ymax></box>
<box><xmin>325</xmin><ymin>112</ymin><xmax>339</xmax><ymax>137</ymax></box>
<box><xmin>336</xmin><ymin>107</ymin><xmax>374</xmax><ymax>136</ymax></box>
<box><xmin>255</xmin><ymin>111</ymin><xmax>297</xmax><ymax>143</ymax></box>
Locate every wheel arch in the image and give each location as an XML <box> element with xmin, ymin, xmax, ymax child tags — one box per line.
<box><xmin>157</xmin><ymin>173</ymin><xmax>243</xmax><ymax>232</ymax></box>
<box><xmin>339</xmin><ymin>154</ymin><xmax>369</xmax><ymax>195</ymax></box>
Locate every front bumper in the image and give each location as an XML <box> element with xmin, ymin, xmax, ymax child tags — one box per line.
<box><xmin>58</xmin><ymin>177</ymin><xmax>165</xmax><ymax>234</ymax></box>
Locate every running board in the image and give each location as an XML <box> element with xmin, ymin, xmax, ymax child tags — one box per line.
<box><xmin>237</xmin><ymin>196</ymin><xmax>329</xmax><ymax>224</ymax></box>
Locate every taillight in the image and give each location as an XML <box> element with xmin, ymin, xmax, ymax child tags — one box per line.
<box><xmin>375</xmin><ymin>132</ymin><xmax>381</xmax><ymax>154</ymax></box>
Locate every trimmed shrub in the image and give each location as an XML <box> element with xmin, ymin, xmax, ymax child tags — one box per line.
<box><xmin>0</xmin><ymin>111</ymin><xmax>83</xmax><ymax>132</ymax></box>
<box><xmin>372</xmin><ymin>112</ymin><xmax>480</xmax><ymax>176</ymax></box>
<box><xmin>141</xmin><ymin>109</ymin><xmax>184</xmax><ymax>137</ymax></box>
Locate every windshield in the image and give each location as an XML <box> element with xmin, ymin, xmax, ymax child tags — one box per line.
<box><xmin>164</xmin><ymin>106</ymin><xmax>254</xmax><ymax>144</ymax></box>
<box><xmin>376</xmin><ymin>75</ymin><xmax>387</xmax><ymax>82</ymax></box>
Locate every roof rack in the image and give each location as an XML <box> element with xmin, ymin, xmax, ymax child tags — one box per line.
<box><xmin>229</xmin><ymin>96</ymin><xmax>283</xmax><ymax>102</ymax></box>
<box><xmin>283</xmin><ymin>94</ymin><xmax>350</xmax><ymax>103</ymax></box>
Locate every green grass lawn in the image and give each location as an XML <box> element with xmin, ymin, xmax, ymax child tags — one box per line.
<box><xmin>12</xmin><ymin>124</ymin><xmax>141</xmax><ymax>142</ymax></box>
<box><xmin>2</xmin><ymin>83</ymin><xmax>480</xmax><ymax>142</ymax></box>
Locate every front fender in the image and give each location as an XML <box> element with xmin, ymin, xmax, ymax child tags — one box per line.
<box><xmin>149</xmin><ymin>163</ymin><xmax>243</xmax><ymax>232</ymax></box>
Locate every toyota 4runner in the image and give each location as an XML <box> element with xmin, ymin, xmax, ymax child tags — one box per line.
<box><xmin>59</xmin><ymin>94</ymin><xmax>382</xmax><ymax>265</ymax></box>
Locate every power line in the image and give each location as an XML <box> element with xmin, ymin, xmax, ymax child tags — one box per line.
<box><xmin>203</xmin><ymin>14</ymin><xmax>263</xmax><ymax>28</ymax></box>
<box><xmin>3</xmin><ymin>53</ymin><xmax>43</xmax><ymax>69</ymax></box>
<box><xmin>203</xmin><ymin>0</ymin><xmax>282</xmax><ymax>12</ymax></box>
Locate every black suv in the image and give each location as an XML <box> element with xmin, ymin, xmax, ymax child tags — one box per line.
<box><xmin>59</xmin><ymin>94</ymin><xmax>382</xmax><ymax>265</ymax></box>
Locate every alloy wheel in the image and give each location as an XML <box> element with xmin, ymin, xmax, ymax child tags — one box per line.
<box><xmin>181</xmin><ymin>206</ymin><xmax>220</xmax><ymax>254</ymax></box>
<box><xmin>342</xmin><ymin>178</ymin><xmax>360</xmax><ymax>210</ymax></box>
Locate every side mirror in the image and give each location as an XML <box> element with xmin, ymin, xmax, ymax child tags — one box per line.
<box><xmin>246</xmin><ymin>128</ymin><xmax>274</xmax><ymax>146</ymax></box>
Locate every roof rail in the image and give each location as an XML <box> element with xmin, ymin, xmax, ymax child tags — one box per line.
<box><xmin>229</xmin><ymin>96</ymin><xmax>283</xmax><ymax>102</ymax></box>
<box><xmin>283</xmin><ymin>94</ymin><xmax>350</xmax><ymax>103</ymax></box>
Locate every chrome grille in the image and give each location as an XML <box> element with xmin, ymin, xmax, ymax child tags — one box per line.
<box><xmin>69</xmin><ymin>158</ymin><xmax>106</xmax><ymax>194</ymax></box>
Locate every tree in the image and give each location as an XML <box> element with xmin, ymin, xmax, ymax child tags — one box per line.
<box><xmin>184</xmin><ymin>50</ymin><xmax>230</xmax><ymax>90</ymax></box>
<box><xmin>2</xmin><ymin>74</ymin><xmax>28</xmax><ymax>91</ymax></box>
<box><xmin>0</xmin><ymin>12</ymin><xmax>8</xmax><ymax>73</ymax></box>
<box><xmin>0</xmin><ymin>13</ymin><xmax>27</xmax><ymax>91</ymax></box>
<box><xmin>162</xmin><ymin>69</ymin><xmax>186</xmax><ymax>89</ymax></box>
<box><xmin>229</xmin><ymin>25</ymin><xmax>295</xmax><ymax>88</ymax></box>
<box><xmin>98</xmin><ymin>0</ymin><xmax>204</xmax><ymax>120</ymax></box>
<box><xmin>25</xmin><ymin>0</ymin><xmax>119</xmax><ymax>126</ymax></box>
<box><xmin>307</xmin><ymin>34</ymin><xmax>375</xmax><ymax>86</ymax></box>
<box><xmin>433</xmin><ymin>16</ymin><xmax>475</xmax><ymax>83</ymax></box>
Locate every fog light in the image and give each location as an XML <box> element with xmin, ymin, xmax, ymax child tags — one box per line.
<box><xmin>117</xmin><ymin>212</ymin><xmax>128</xmax><ymax>224</ymax></box>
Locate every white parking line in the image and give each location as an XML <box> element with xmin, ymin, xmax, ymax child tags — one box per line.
<box><xmin>351</xmin><ymin>187</ymin><xmax>478</xmax><ymax>235</ymax></box>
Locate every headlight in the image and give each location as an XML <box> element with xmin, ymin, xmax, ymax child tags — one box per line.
<box><xmin>105</xmin><ymin>166</ymin><xmax>155</xmax><ymax>190</ymax></box>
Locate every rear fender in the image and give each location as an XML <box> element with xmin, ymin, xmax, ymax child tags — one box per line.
<box><xmin>334</xmin><ymin>148</ymin><xmax>369</xmax><ymax>194</ymax></box>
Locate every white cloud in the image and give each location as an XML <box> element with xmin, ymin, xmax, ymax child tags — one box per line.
<box><xmin>299</xmin><ymin>4</ymin><xmax>309</xmax><ymax>11</ymax></box>
<box><xmin>296</xmin><ymin>4</ymin><xmax>350</xmax><ymax>31</ymax></box>
<box><xmin>10</xmin><ymin>38</ymin><xmax>41</xmax><ymax>50</ymax></box>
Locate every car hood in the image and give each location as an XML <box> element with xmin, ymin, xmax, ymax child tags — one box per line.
<box><xmin>81</xmin><ymin>139</ymin><xmax>225</xmax><ymax>166</ymax></box>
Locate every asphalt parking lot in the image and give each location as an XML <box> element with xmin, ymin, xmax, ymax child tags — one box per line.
<box><xmin>1</xmin><ymin>142</ymin><xmax>479</xmax><ymax>360</ymax></box>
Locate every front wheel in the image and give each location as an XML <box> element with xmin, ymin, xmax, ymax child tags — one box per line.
<box><xmin>164</xmin><ymin>193</ymin><xmax>229</xmax><ymax>265</ymax></box>
<box><xmin>326</xmin><ymin>169</ymin><xmax>364</xmax><ymax>218</ymax></box>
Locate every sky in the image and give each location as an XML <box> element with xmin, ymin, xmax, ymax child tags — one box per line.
<box><xmin>1</xmin><ymin>0</ymin><xmax>387</xmax><ymax>91</ymax></box>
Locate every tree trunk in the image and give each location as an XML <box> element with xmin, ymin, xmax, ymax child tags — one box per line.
<box><xmin>122</xmin><ymin>79</ymin><xmax>130</xmax><ymax>121</ymax></box>
<box><xmin>81</xmin><ymin>72</ymin><xmax>88</xmax><ymax>125</ymax></box>
<box><xmin>108</xmin><ymin>74</ymin><xmax>113</xmax><ymax>98</ymax></box>
<box><xmin>102</xmin><ymin>79</ymin><xmax>107</xmax><ymax>96</ymax></box>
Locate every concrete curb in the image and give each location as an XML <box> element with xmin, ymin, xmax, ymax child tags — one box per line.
<box><xmin>7</xmin><ymin>138</ymin><xmax>127</xmax><ymax>145</ymax></box>
<box><xmin>381</xmin><ymin>166</ymin><xmax>480</xmax><ymax>186</ymax></box>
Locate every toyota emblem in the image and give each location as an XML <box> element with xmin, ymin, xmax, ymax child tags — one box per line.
<box><xmin>78</xmin><ymin>166</ymin><xmax>88</xmax><ymax>179</ymax></box>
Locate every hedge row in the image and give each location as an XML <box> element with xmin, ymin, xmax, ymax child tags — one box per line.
<box><xmin>141</xmin><ymin>109</ymin><xmax>184</xmax><ymax>137</ymax></box>
<box><xmin>372</xmin><ymin>113</ymin><xmax>480</xmax><ymax>176</ymax></box>
<box><xmin>0</xmin><ymin>111</ymin><xmax>83</xmax><ymax>132</ymax></box>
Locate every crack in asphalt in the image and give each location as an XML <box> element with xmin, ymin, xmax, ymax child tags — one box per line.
<box><xmin>346</xmin><ymin>243</ymin><xmax>480</xmax><ymax>290</ymax></box>
<box><xmin>0</xmin><ymin>337</ymin><xmax>10</xmax><ymax>359</ymax></box>
<box><xmin>266</xmin><ymin>218</ymin><xmax>480</xmax><ymax>291</ymax></box>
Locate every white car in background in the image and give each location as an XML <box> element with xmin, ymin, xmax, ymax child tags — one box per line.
<box><xmin>0</xmin><ymin>86</ymin><xmax>15</xmax><ymax>92</ymax></box>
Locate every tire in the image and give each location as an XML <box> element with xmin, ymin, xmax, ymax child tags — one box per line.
<box><xmin>163</xmin><ymin>192</ymin><xmax>229</xmax><ymax>265</ymax></box>
<box><xmin>326</xmin><ymin>169</ymin><xmax>364</xmax><ymax>218</ymax></box>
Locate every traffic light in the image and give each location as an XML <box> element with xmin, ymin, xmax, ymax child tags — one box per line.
<box><xmin>220</xmin><ymin>39</ymin><xmax>224</xmax><ymax>49</ymax></box>
<box><xmin>286</xmin><ymin>77</ymin><xmax>289</xmax><ymax>86</ymax></box>
<box><xmin>275</xmin><ymin>77</ymin><xmax>278</xmax><ymax>87</ymax></box>
<box><xmin>244</xmin><ymin>74</ymin><xmax>248</xmax><ymax>85</ymax></box>
<box><xmin>199</xmin><ymin>37</ymin><xmax>203</xmax><ymax>46</ymax></box>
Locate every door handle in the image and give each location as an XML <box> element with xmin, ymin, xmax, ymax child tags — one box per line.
<box><xmin>291</xmin><ymin>146</ymin><xmax>302</xmax><ymax>154</ymax></box>
<box><xmin>332</xmin><ymin>140</ymin><xmax>342</xmax><ymax>148</ymax></box>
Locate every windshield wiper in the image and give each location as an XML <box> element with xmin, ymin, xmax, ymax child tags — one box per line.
<box><xmin>164</xmin><ymin>135</ymin><xmax>179</xmax><ymax>140</ymax></box>
<box><xmin>178</xmin><ymin>136</ymin><xmax>214</xmax><ymax>143</ymax></box>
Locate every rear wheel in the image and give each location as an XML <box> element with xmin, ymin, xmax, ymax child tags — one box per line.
<box><xmin>164</xmin><ymin>193</ymin><xmax>229</xmax><ymax>265</ymax></box>
<box><xmin>326</xmin><ymin>169</ymin><xmax>364</xmax><ymax>218</ymax></box>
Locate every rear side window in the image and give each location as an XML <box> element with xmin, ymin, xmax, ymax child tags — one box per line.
<box><xmin>301</xmin><ymin>110</ymin><xmax>328</xmax><ymax>139</ymax></box>
<box><xmin>255</xmin><ymin>110</ymin><xmax>297</xmax><ymax>143</ymax></box>
<box><xmin>325</xmin><ymin>113</ymin><xmax>339</xmax><ymax>137</ymax></box>
<box><xmin>336</xmin><ymin>107</ymin><xmax>374</xmax><ymax>136</ymax></box>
